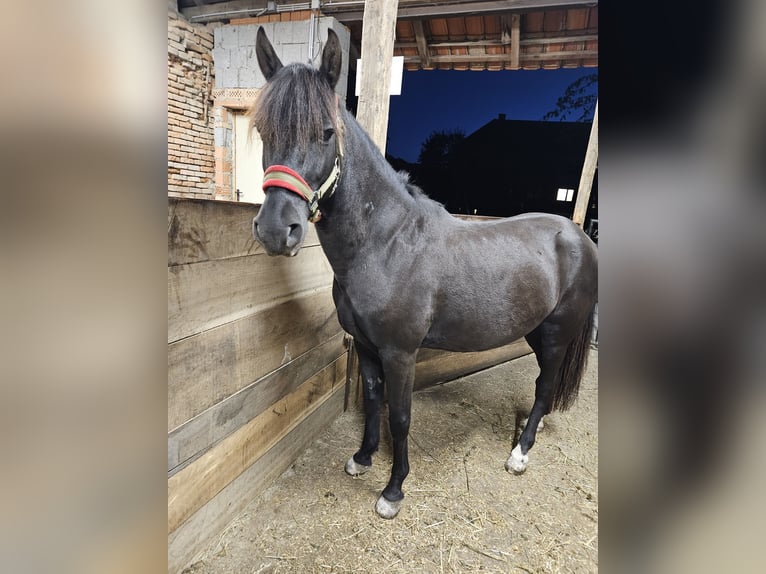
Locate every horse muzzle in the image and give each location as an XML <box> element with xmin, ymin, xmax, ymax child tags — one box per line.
<box><xmin>252</xmin><ymin>216</ymin><xmax>305</xmax><ymax>257</ymax></box>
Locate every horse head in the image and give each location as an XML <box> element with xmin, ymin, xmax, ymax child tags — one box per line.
<box><xmin>251</xmin><ymin>27</ymin><xmax>343</xmax><ymax>256</ymax></box>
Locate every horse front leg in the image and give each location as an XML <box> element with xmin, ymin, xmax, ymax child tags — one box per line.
<box><xmin>345</xmin><ymin>343</ymin><xmax>384</xmax><ymax>475</ymax></box>
<box><xmin>375</xmin><ymin>350</ymin><xmax>416</xmax><ymax>519</ymax></box>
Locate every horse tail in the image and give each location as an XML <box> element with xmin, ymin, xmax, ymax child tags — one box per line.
<box><xmin>551</xmin><ymin>305</ymin><xmax>595</xmax><ymax>411</ymax></box>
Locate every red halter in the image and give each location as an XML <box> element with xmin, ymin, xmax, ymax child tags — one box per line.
<box><xmin>262</xmin><ymin>153</ymin><xmax>342</xmax><ymax>223</ymax></box>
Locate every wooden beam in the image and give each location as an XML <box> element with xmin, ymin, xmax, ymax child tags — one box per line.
<box><xmin>414</xmin><ymin>339</ymin><xmax>532</xmax><ymax>391</ymax></box>
<box><xmin>572</xmin><ymin>100</ymin><xmax>598</xmax><ymax>227</ymax></box>
<box><xmin>356</xmin><ymin>0</ymin><xmax>400</xmax><ymax>153</ymax></box>
<box><xmin>395</xmin><ymin>34</ymin><xmax>599</xmax><ymax>50</ymax></box>
<box><xmin>182</xmin><ymin>1</ymin><xmax>599</xmax><ymax>25</ymax></box>
<box><xmin>500</xmin><ymin>15</ymin><xmax>511</xmax><ymax>45</ymax></box>
<box><xmin>510</xmin><ymin>13</ymin><xmax>521</xmax><ymax>69</ymax></box>
<box><xmin>412</xmin><ymin>19</ymin><xmax>431</xmax><ymax>68</ymax></box>
<box><xmin>181</xmin><ymin>0</ymin><xmax>268</xmax><ymax>22</ymax></box>
<box><xmin>403</xmin><ymin>49</ymin><xmax>598</xmax><ymax>64</ymax></box>
<box><xmin>328</xmin><ymin>1</ymin><xmax>599</xmax><ymax>23</ymax></box>
<box><xmin>521</xmin><ymin>33</ymin><xmax>599</xmax><ymax>45</ymax></box>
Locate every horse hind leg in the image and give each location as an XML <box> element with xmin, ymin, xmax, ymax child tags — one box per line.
<box><xmin>506</xmin><ymin>341</ymin><xmax>566</xmax><ymax>474</ymax></box>
<box><xmin>507</xmin><ymin>308</ymin><xmax>593</xmax><ymax>474</ymax></box>
<box><xmin>345</xmin><ymin>343</ymin><xmax>384</xmax><ymax>476</ymax></box>
<box><xmin>506</xmin><ymin>322</ymin><xmax>569</xmax><ymax>474</ymax></box>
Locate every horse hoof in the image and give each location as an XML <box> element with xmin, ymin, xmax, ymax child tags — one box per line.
<box><xmin>375</xmin><ymin>495</ymin><xmax>403</xmax><ymax>519</ymax></box>
<box><xmin>344</xmin><ymin>456</ymin><xmax>371</xmax><ymax>476</ymax></box>
<box><xmin>505</xmin><ymin>444</ymin><xmax>529</xmax><ymax>474</ymax></box>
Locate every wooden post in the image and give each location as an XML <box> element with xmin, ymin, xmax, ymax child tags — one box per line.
<box><xmin>510</xmin><ymin>14</ymin><xmax>520</xmax><ymax>69</ymax></box>
<box><xmin>356</xmin><ymin>0</ymin><xmax>400</xmax><ymax>153</ymax></box>
<box><xmin>572</xmin><ymin>100</ymin><xmax>598</xmax><ymax>227</ymax></box>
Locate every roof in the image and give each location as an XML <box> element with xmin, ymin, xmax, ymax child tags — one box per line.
<box><xmin>463</xmin><ymin>116</ymin><xmax>592</xmax><ymax>165</ymax></box>
<box><xmin>178</xmin><ymin>1</ymin><xmax>598</xmax><ymax>71</ymax></box>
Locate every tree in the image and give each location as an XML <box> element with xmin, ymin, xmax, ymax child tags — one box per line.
<box><xmin>417</xmin><ymin>129</ymin><xmax>465</xmax><ymax>167</ymax></box>
<box><xmin>415</xmin><ymin>129</ymin><xmax>466</xmax><ymax>212</ymax></box>
<box><xmin>543</xmin><ymin>73</ymin><xmax>597</xmax><ymax>122</ymax></box>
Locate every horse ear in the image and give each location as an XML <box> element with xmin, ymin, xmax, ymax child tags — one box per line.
<box><xmin>320</xmin><ymin>29</ymin><xmax>342</xmax><ymax>89</ymax></box>
<box><xmin>256</xmin><ymin>27</ymin><xmax>283</xmax><ymax>80</ymax></box>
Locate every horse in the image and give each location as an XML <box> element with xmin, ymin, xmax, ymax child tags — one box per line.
<box><xmin>250</xmin><ymin>28</ymin><xmax>598</xmax><ymax>519</ymax></box>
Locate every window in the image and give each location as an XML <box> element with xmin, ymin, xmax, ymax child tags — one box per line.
<box><xmin>556</xmin><ymin>188</ymin><xmax>574</xmax><ymax>202</ymax></box>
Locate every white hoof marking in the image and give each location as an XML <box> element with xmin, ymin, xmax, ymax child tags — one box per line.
<box><xmin>375</xmin><ymin>495</ymin><xmax>403</xmax><ymax>519</ymax></box>
<box><xmin>344</xmin><ymin>456</ymin><xmax>371</xmax><ymax>476</ymax></box>
<box><xmin>505</xmin><ymin>444</ymin><xmax>529</xmax><ymax>474</ymax></box>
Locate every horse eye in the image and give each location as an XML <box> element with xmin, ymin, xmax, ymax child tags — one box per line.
<box><xmin>322</xmin><ymin>128</ymin><xmax>335</xmax><ymax>142</ymax></box>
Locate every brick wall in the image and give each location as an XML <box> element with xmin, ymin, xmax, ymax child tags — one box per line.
<box><xmin>167</xmin><ymin>9</ymin><xmax>216</xmax><ymax>199</ymax></box>
<box><xmin>167</xmin><ymin>10</ymin><xmax>351</xmax><ymax>202</ymax></box>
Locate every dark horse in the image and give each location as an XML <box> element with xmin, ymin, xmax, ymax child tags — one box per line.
<box><xmin>251</xmin><ymin>29</ymin><xmax>598</xmax><ymax>519</ymax></box>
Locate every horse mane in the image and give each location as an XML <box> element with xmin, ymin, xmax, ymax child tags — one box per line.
<box><xmin>253</xmin><ymin>63</ymin><xmax>444</xmax><ymax>221</ymax></box>
<box><xmin>250</xmin><ymin>63</ymin><xmax>338</xmax><ymax>151</ymax></box>
<box><xmin>395</xmin><ymin>170</ymin><xmax>450</xmax><ymax>217</ymax></box>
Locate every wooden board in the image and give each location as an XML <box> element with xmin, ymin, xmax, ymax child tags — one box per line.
<box><xmin>168</xmin><ymin>356</ymin><xmax>347</xmax><ymax>535</ymax></box>
<box><xmin>168</xmin><ymin>198</ymin><xmax>321</xmax><ymax>266</ymax></box>
<box><xmin>414</xmin><ymin>340</ymin><xmax>532</xmax><ymax>390</ymax></box>
<box><xmin>168</xmin><ymin>387</ymin><xmax>346</xmax><ymax>574</ymax></box>
<box><xmin>168</xmin><ymin>243</ymin><xmax>333</xmax><ymax>343</ymax></box>
<box><xmin>356</xmin><ymin>0</ymin><xmax>400</xmax><ymax>152</ymax></box>
<box><xmin>168</xmin><ymin>198</ymin><xmax>350</xmax><ymax>572</ymax></box>
<box><xmin>348</xmin><ymin>340</ymin><xmax>533</xmax><ymax>408</ymax></box>
<box><xmin>573</xmin><ymin>100</ymin><xmax>598</xmax><ymax>227</ymax></box>
<box><xmin>168</xmin><ymin>288</ymin><xmax>342</xmax><ymax>431</ymax></box>
<box><xmin>168</xmin><ymin>332</ymin><xmax>347</xmax><ymax>475</ymax></box>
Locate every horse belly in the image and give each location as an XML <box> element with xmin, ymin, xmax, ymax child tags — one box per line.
<box><xmin>421</xmin><ymin>283</ymin><xmax>556</xmax><ymax>352</ymax></box>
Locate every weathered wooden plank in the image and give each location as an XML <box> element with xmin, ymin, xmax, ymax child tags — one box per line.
<box><xmin>510</xmin><ymin>14</ymin><xmax>521</xmax><ymax>69</ymax></box>
<box><xmin>168</xmin><ymin>243</ymin><xmax>333</xmax><ymax>343</ymax></box>
<box><xmin>168</xmin><ymin>331</ymin><xmax>347</xmax><ymax>474</ymax></box>
<box><xmin>415</xmin><ymin>50</ymin><xmax>598</xmax><ymax>64</ymax></box>
<box><xmin>168</xmin><ymin>387</ymin><xmax>345</xmax><ymax>574</ymax></box>
<box><xmin>356</xmin><ymin>0</ymin><xmax>400</xmax><ymax>153</ymax></box>
<box><xmin>327</xmin><ymin>1</ymin><xmax>598</xmax><ymax>23</ymax></box>
<box><xmin>168</xmin><ymin>198</ymin><xmax>321</xmax><ymax>266</ymax></box>
<box><xmin>180</xmin><ymin>0</ymin><xmax>269</xmax><ymax>23</ymax></box>
<box><xmin>347</xmin><ymin>340</ymin><xmax>533</xmax><ymax>407</ymax></box>
<box><xmin>412</xmin><ymin>19</ymin><xmax>431</xmax><ymax>68</ymax></box>
<box><xmin>168</xmin><ymin>356</ymin><xmax>347</xmax><ymax>534</ymax></box>
<box><xmin>414</xmin><ymin>339</ymin><xmax>533</xmax><ymax>390</ymax></box>
<box><xmin>573</xmin><ymin>100</ymin><xmax>598</xmax><ymax>227</ymax></box>
<box><xmin>168</xmin><ymin>288</ymin><xmax>341</xmax><ymax>431</ymax></box>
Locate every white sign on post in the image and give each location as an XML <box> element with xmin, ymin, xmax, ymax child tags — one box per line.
<box><xmin>354</xmin><ymin>56</ymin><xmax>404</xmax><ymax>96</ymax></box>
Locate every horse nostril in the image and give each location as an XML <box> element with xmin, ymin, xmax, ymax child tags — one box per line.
<box><xmin>252</xmin><ymin>219</ymin><xmax>259</xmax><ymax>238</ymax></box>
<box><xmin>286</xmin><ymin>223</ymin><xmax>302</xmax><ymax>248</ymax></box>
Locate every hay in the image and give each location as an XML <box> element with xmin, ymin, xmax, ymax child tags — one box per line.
<box><xmin>184</xmin><ymin>352</ymin><xmax>598</xmax><ymax>574</ymax></box>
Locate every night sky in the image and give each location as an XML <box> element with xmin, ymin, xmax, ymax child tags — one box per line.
<box><xmin>386</xmin><ymin>67</ymin><xmax>598</xmax><ymax>163</ymax></box>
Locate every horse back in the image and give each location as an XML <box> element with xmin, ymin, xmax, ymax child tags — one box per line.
<box><xmin>418</xmin><ymin>213</ymin><xmax>597</xmax><ymax>351</ymax></box>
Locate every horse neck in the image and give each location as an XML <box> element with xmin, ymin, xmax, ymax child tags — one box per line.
<box><xmin>316</xmin><ymin>110</ymin><xmax>413</xmax><ymax>276</ymax></box>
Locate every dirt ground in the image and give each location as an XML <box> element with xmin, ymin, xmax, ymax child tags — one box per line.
<box><xmin>185</xmin><ymin>350</ymin><xmax>598</xmax><ymax>574</ymax></box>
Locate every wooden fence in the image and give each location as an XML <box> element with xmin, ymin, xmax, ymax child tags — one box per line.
<box><xmin>167</xmin><ymin>198</ymin><xmax>348</xmax><ymax>572</ymax></box>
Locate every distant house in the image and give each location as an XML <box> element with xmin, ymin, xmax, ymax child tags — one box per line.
<box><xmin>416</xmin><ymin>114</ymin><xmax>597</xmax><ymax>225</ymax></box>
